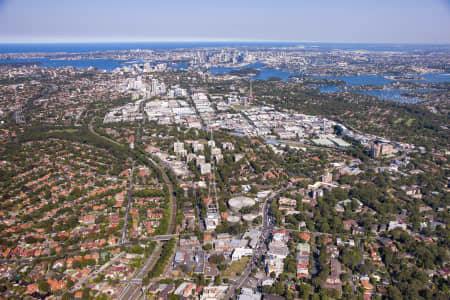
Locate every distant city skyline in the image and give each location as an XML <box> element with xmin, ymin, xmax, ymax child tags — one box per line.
<box><xmin>1</xmin><ymin>0</ymin><xmax>450</xmax><ymax>44</ymax></box>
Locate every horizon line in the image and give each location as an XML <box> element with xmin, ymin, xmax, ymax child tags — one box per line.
<box><xmin>0</xmin><ymin>39</ymin><xmax>450</xmax><ymax>46</ymax></box>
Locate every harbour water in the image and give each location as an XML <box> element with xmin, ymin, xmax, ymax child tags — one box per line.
<box><xmin>0</xmin><ymin>42</ymin><xmax>448</xmax><ymax>103</ymax></box>
<box><xmin>206</xmin><ymin>63</ymin><xmax>302</xmax><ymax>81</ymax></box>
<box><xmin>312</xmin><ymin>73</ymin><xmax>449</xmax><ymax>103</ymax></box>
<box><xmin>206</xmin><ymin>66</ymin><xmax>448</xmax><ymax>103</ymax></box>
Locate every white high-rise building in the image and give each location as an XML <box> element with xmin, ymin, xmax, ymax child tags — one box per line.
<box><xmin>173</xmin><ymin>142</ymin><xmax>184</xmax><ymax>153</ymax></box>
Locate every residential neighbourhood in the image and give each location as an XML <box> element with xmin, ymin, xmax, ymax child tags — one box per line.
<box><xmin>0</xmin><ymin>42</ymin><xmax>448</xmax><ymax>300</ymax></box>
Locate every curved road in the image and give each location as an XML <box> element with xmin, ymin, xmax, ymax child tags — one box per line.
<box><xmin>147</xmin><ymin>156</ymin><xmax>177</xmax><ymax>235</ymax></box>
<box><xmin>88</xmin><ymin>119</ymin><xmax>178</xmax><ymax>300</ymax></box>
<box><xmin>88</xmin><ymin>120</ymin><xmax>122</xmax><ymax>146</ymax></box>
<box><xmin>88</xmin><ymin>120</ymin><xmax>176</xmax><ymax>235</ymax></box>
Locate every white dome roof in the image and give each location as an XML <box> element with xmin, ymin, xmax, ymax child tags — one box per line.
<box><xmin>227</xmin><ymin>215</ymin><xmax>240</xmax><ymax>223</ymax></box>
<box><xmin>242</xmin><ymin>214</ymin><xmax>258</xmax><ymax>222</ymax></box>
<box><xmin>228</xmin><ymin>196</ymin><xmax>256</xmax><ymax>212</ymax></box>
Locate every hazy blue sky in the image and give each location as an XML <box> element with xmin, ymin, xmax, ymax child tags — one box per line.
<box><xmin>0</xmin><ymin>0</ymin><xmax>449</xmax><ymax>43</ymax></box>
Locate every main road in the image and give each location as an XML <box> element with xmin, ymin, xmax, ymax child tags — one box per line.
<box><xmin>118</xmin><ymin>243</ymin><xmax>162</xmax><ymax>300</ymax></box>
<box><xmin>88</xmin><ymin>117</ymin><xmax>178</xmax><ymax>300</ymax></box>
<box><xmin>88</xmin><ymin>118</ymin><xmax>176</xmax><ymax>235</ymax></box>
<box><xmin>88</xmin><ymin>120</ymin><xmax>122</xmax><ymax>146</ymax></box>
<box><xmin>117</xmin><ymin>156</ymin><xmax>177</xmax><ymax>300</ymax></box>
<box><xmin>120</xmin><ymin>161</ymin><xmax>135</xmax><ymax>245</ymax></box>
<box><xmin>224</xmin><ymin>191</ymin><xmax>277</xmax><ymax>300</ymax></box>
<box><xmin>69</xmin><ymin>251</ymin><xmax>126</xmax><ymax>293</ymax></box>
<box><xmin>147</xmin><ymin>156</ymin><xmax>177</xmax><ymax>235</ymax></box>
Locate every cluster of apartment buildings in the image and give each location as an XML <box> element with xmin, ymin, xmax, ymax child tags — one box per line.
<box><xmin>265</xmin><ymin>230</ymin><xmax>290</xmax><ymax>277</ymax></box>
